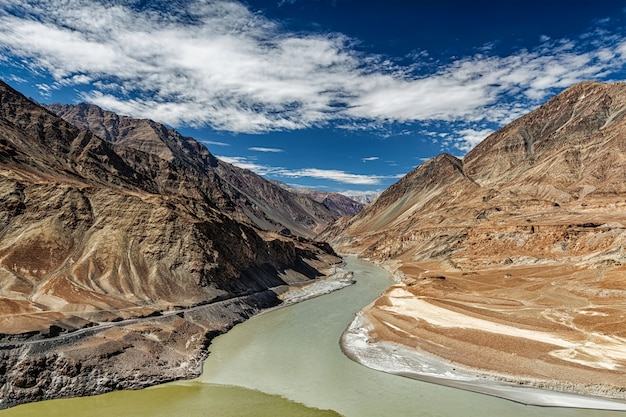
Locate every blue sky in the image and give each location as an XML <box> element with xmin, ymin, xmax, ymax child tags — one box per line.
<box><xmin>1</xmin><ymin>1</ymin><xmax>626</xmax><ymax>194</ymax></box>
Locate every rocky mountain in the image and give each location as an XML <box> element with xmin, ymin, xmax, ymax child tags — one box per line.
<box><xmin>325</xmin><ymin>81</ymin><xmax>626</xmax><ymax>265</ymax></box>
<box><xmin>0</xmin><ymin>80</ymin><xmax>342</xmax><ymax>408</ymax></box>
<box><xmin>327</xmin><ymin>81</ymin><xmax>626</xmax><ymax>399</ymax></box>
<box><xmin>341</xmin><ymin>191</ymin><xmax>380</xmax><ymax>206</ymax></box>
<box><xmin>271</xmin><ymin>180</ymin><xmax>364</xmax><ymax>217</ymax></box>
<box><xmin>46</xmin><ymin>103</ymin><xmax>340</xmax><ymax>237</ymax></box>
<box><xmin>299</xmin><ymin>189</ymin><xmax>363</xmax><ymax>217</ymax></box>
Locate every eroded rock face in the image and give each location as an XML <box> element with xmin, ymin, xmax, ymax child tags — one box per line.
<box><xmin>0</xmin><ymin>290</ymin><xmax>282</xmax><ymax>409</ymax></box>
<box><xmin>325</xmin><ymin>81</ymin><xmax>626</xmax><ymax>397</ymax></box>
<box><xmin>0</xmin><ymin>80</ymin><xmax>341</xmax><ymax>408</ymax></box>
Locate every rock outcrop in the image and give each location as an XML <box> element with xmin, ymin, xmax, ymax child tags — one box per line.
<box><xmin>0</xmin><ymin>80</ymin><xmax>341</xmax><ymax>408</ymax></box>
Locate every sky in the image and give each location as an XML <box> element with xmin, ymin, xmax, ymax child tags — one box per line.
<box><xmin>1</xmin><ymin>0</ymin><xmax>626</xmax><ymax>195</ymax></box>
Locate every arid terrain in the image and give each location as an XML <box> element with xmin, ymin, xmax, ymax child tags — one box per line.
<box><xmin>46</xmin><ymin>102</ymin><xmax>354</xmax><ymax>238</ymax></box>
<box><xmin>0</xmin><ymin>80</ymin><xmax>346</xmax><ymax>408</ymax></box>
<box><xmin>4</xmin><ymin>75</ymin><xmax>626</xmax><ymax>408</ymax></box>
<box><xmin>326</xmin><ymin>81</ymin><xmax>626</xmax><ymax>400</ymax></box>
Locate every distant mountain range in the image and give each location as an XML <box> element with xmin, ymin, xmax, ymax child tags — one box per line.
<box><xmin>270</xmin><ymin>179</ymin><xmax>365</xmax><ymax>217</ymax></box>
<box><xmin>341</xmin><ymin>192</ymin><xmax>380</xmax><ymax>206</ymax></box>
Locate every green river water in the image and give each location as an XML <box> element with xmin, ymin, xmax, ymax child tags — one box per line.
<box><xmin>2</xmin><ymin>256</ymin><xmax>625</xmax><ymax>417</ymax></box>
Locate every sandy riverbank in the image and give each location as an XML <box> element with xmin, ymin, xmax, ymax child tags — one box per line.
<box><xmin>341</xmin><ymin>311</ymin><xmax>626</xmax><ymax>411</ymax></box>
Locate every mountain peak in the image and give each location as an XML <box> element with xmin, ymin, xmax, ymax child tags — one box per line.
<box><xmin>327</xmin><ymin>80</ymin><xmax>626</xmax><ymax>262</ymax></box>
<box><xmin>464</xmin><ymin>81</ymin><xmax>626</xmax><ymax>188</ymax></box>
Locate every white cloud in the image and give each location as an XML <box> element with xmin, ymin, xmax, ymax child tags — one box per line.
<box><xmin>217</xmin><ymin>155</ymin><xmax>401</xmax><ymax>185</ymax></box>
<box><xmin>361</xmin><ymin>156</ymin><xmax>379</xmax><ymax>162</ymax></box>
<box><xmin>452</xmin><ymin>128</ymin><xmax>495</xmax><ymax>153</ymax></box>
<box><xmin>217</xmin><ymin>156</ymin><xmax>272</xmax><ymax>174</ymax></box>
<box><xmin>0</xmin><ymin>0</ymin><xmax>624</xmax><ymax>134</ymax></box>
<box><xmin>248</xmin><ymin>147</ymin><xmax>285</xmax><ymax>153</ymax></box>
<box><xmin>279</xmin><ymin>168</ymin><xmax>384</xmax><ymax>185</ymax></box>
<box><xmin>202</xmin><ymin>140</ymin><xmax>230</xmax><ymax>147</ymax></box>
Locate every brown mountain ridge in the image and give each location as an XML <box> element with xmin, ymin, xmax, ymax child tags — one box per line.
<box><xmin>0</xmin><ymin>80</ymin><xmax>343</xmax><ymax>408</ymax></box>
<box><xmin>327</xmin><ymin>81</ymin><xmax>626</xmax><ymax>400</ymax></box>
<box><xmin>46</xmin><ymin>102</ymin><xmax>358</xmax><ymax>237</ymax></box>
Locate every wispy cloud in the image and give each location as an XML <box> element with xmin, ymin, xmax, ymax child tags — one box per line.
<box><xmin>203</xmin><ymin>140</ymin><xmax>230</xmax><ymax>147</ymax></box>
<box><xmin>217</xmin><ymin>155</ymin><xmax>402</xmax><ymax>185</ymax></box>
<box><xmin>448</xmin><ymin>128</ymin><xmax>495</xmax><ymax>153</ymax></box>
<box><xmin>248</xmin><ymin>147</ymin><xmax>285</xmax><ymax>153</ymax></box>
<box><xmin>217</xmin><ymin>156</ymin><xmax>272</xmax><ymax>174</ymax></box>
<box><xmin>0</xmin><ymin>1</ymin><xmax>624</xmax><ymax>135</ymax></box>
<box><xmin>361</xmin><ymin>156</ymin><xmax>379</xmax><ymax>162</ymax></box>
<box><xmin>279</xmin><ymin>168</ymin><xmax>386</xmax><ymax>185</ymax></box>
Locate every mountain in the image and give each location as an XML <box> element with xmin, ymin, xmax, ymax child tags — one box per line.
<box><xmin>325</xmin><ymin>81</ymin><xmax>626</xmax><ymax>264</ymax></box>
<box><xmin>0</xmin><ymin>80</ymin><xmax>341</xmax><ymax>408</ymax></box>
<box><xmin>328</xmin><ymin>81</ymin><xmax>626</xmax><ymax>399</ymax></box>
<box><xmin>341</xmin><ymin>191</ymin><xmax>380</xmax><ymax>206</ymax></box>
<box><xmin>46</xmin><ymin>103</ymin><xmax>340</xmax><ymax>237</ymax></box>
<box><xmin>271</xmin><ymin>181</ymin><xmax>364</xmax><ymax>217</ymax></box>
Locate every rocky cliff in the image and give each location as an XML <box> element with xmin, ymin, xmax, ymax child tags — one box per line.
<box><xmin>327</xmin><ymin>81</ymin><xmax>626</xmax><ymax>399</ymax></box>
<box><xmin>0</xmin><ymin>80</ymin><xmax>341</xmax><ymax>408</ymax></box>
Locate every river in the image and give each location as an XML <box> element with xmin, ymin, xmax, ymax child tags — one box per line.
<box><xmin>1</xmin><ymin>256</ymin><xmax>624</xmax><ymax>416</ymax></box>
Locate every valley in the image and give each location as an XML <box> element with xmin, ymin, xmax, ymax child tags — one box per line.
<box><xmin>3</xmin><ymin>78</ymin><xmax>626</xmax><ymax>411</ymax></box>
<box><xmin>2</xmin><ymin>1</ymin><xmax>626</xmax><ymax>415</ymax></box>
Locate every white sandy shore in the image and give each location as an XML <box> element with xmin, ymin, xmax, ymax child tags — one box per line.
<box><xmin>340</xmin><ymin>312</ymin><xmax>626</xmax><ymax>411</ymax></box>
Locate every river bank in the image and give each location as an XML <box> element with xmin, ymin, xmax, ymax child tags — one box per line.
<box><xmin>0</xmin><ymin>263</ymin><xmax>353</xmax><ymax>410</ymax></box>
<box><xmin>341</xmin><ymin>309</ymin><xmax>626</xmax><ymax>411</ymax></box>
<box><xmin>6</xmin><ymin>256</ymin><xmax>626</xmax><ymax>417</ymax></box>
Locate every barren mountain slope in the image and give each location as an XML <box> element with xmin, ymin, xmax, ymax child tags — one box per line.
<box><xmin>328</xmin><ymin>81</ymin><xmax>626</xmax><ymax>399</ymax></box>
<box><xmin>0</xmin><ymin>80</ymin><xmax>341</xmax><ymax>408</ymax></box>
<box><xmin>47</xmin><ymin>103</ymin><xmax>341</xmax><ymax>237</ymax></box>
